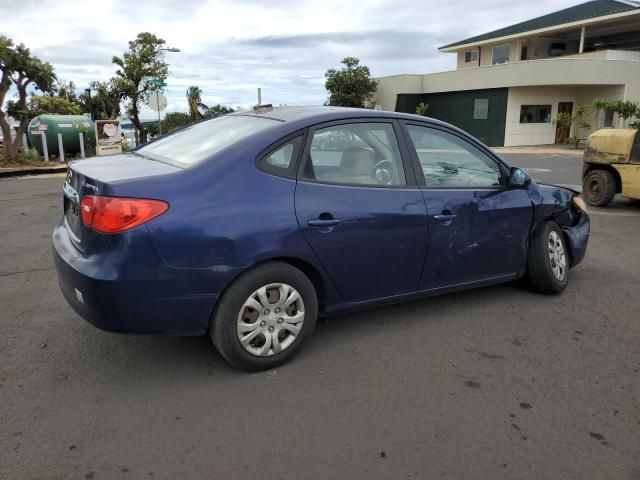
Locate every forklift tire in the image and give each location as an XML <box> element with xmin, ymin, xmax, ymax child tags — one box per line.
<box><xmin>583</xmin><ymin>169</ymin><xmax>616</xmax><ymax>207</ymax></box>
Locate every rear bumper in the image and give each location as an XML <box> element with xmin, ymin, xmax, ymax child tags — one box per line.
<box><xmin>563</xmin><ymin>211</ymin><xmax>590</xmax><ymax>268</ymax></box>
<box><xmin>52</xmin><ymin>222</ymin><xmax>237</xmax><ymax>335</ymax></box>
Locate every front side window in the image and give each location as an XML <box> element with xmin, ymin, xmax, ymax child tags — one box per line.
<box><xmin>301</xmin><ymin>123</ymin><xmax>406</xmax><ymax>186</ymax></box>
<box><xmin>492</xmin><ymin>44</ymin><xmax>511</xmax><ymax>65</ymax></box>
<box><xmin>406</xmin><ymin>125</ymin><xmax>503</xmax><ymax>188</ymax></box>
<box><xmin>136</xmin><ymin>115</ymin><xmax>278</xmax><ymax>167</ymax></box>
<box><xmin>520</xmin><ymin>105</ymin><xmax>552</xmax><ymax>124</ymax></box>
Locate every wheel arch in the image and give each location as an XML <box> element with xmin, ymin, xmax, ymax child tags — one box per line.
<box><xmin>209</xmin><ymin>256</ymin><xmax>329</xmax><ymax>333</ymax></box>
<box><xmin>270</xmin><ymin>256</ymin><xmax>327</xmax><ymax>316</ymax></box>
<box><xmin>583</xmin><ymin>163</ymin><xmax>622</xmax><ymax>193</ymax></box>
<box><xmin>528</xmin><ymin>215</ymin><xmax>579</xmax><ymax>269</ymax></box>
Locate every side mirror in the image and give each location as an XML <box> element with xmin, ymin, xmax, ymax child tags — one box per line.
<box><xmin>508</xmin><ymin>167</ymin><xmax>531</xmax><ymax>188</ymax></box>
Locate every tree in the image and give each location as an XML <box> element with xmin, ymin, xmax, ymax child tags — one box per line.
<box><xmin>161</xmin><ymin>111</ymin><xmax>191</xmax><ymax>133</ymax></box>
<box><xmin>78</xmin><ymin>79</ymin><xmax>126</xmax><ymax>120</ymax></box>
<box><xmin>112</xmin><ymin>32</ymin><xmax>169</xmax><ymax>144</ymax></box>
<box><xmin>0</xmin><ymin>36</ymin><xmax>57</xmax><ymax>162</ymax></box>
<box><xmin>324</xmin><ymin>57</ymin><xmax>378</xmax><ymax>108</ymax></box>
<box><xmin>186</xmin><ymin>85</ymin><xmax>208</xmax><ymax>121</ymax></box>
<box><xmin>16</xmin><ymin>95</ymin><xmax>82</xmax><ymax>117</ymax></box>
<box><xmin>146</xmin><ymin>122</ymin><xmax>159</xmax><ymax>137</ymax></box>
<box><xmin>415</xmin><ymin>102</ymin><xmax>429</xmax><ymax>116</ymax></box>
<box><xmin>203</xmin><ymin>104</ymin><xmax>234</xmax><ymax>119</ymax></box>
<box><xmin>611</xmin><ymin>100</ymin><xmax>639</xmax><ymax>128</ymax></box>
<box><xmin>591</xmin><ymin>98</ymin><xmax>610</xmax><ymax>129</ymax></box>
<box><xmin>57</xmin><ymin>79</ymin><xmax>80</xmax><ymax>104</ymax></box>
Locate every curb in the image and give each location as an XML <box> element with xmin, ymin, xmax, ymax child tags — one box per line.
<box><xmin>492</xmin><ymin>148</ymin><xmax>584</xmax><ymax>156</ymax></box>
<box><xmin>0</xmin><ymin>165</ymin><xmax>67</xmax><ymax>179</ymax></box>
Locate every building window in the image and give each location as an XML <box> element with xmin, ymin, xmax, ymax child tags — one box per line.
<box><xmin>464</xmin><ymin>50</ymin><xmax>478</xmax><ymax>63</ymax></box>
<box><xmin>474</xmin><ymin>99</ymin><xmax>489</xmax><ymax>119</ymax></box>
<box><xmin>549</xmin><ymin>43</ymin><xmax>566</xmax><ymax>57</ymax></box>
<box><xmin>603</xmin><ymin>109</ymin><xmax>614</xmax><ymax>128</ymax></box>
<box><xmin>519</xmin><ymin>105</ymin><xmax>552</xmax><ymax>124</ymax></box>
<box><xmin>520</xmin><ymin>45</ymin><xmax>528</xmax><ymax>61</ymax></box>
<box><xmin>492</xmin><ymin>44</ymin><xmax>511</xmax><ymax>65</ymax></box>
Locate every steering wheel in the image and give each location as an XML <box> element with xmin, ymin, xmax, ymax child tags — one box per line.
<box><xmin>372</xmin><ymin>160</ymin><xmax>395</xmax><ymax>185</ymax></box>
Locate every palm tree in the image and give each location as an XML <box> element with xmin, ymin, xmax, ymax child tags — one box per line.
<box><xmin>186</xmin><ymin>85</ymin><xmax>208</xmax><ymax>121</ymax></box>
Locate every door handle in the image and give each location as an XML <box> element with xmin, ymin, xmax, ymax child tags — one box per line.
<box><xmin>433</xmin><ymin>214</ymin><xmax>457</xmax><ymax>225</ymax></box>
<box><xmin>308</xmin><ymin>219</ymin><xmax>341</xmax><ymax>227</ymax></box>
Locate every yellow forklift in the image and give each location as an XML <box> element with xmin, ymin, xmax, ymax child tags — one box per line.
<box><xmin>582</xmin><ymin>129</ymin><xmax>640</xmax><ymax>207</ymax></box>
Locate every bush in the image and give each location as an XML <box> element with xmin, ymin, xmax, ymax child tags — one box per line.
<box><xmin>415</xmin><ymin>102</ymin><xmax>429</xmax><ymax>116</ymax></box>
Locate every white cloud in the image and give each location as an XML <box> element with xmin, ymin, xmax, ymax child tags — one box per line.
<box><xmin>1</xmin><ymin>0</ymin><xmax>585</xmax><ymax>117</ymax></box>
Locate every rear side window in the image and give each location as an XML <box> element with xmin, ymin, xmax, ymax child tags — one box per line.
<box><xmin>258</xmin><ymin>136</ymin><xmax>303</xmax><ymax>178</ymax></box>
<box><xmin>300</xmin><ymin>123</ymin><xmax>406</xmax><ymax>187</ymax></box>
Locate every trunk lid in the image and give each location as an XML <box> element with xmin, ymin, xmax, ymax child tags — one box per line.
<box><xmin>62</xmin><ymin>153</ymin><xmax>181</xmax><ymax>253</ymax></box>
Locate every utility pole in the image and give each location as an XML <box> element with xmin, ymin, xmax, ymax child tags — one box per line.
<box><xmin>258</xmin><ymin>88</ymin><xmax>262</xmax><ymax>106</ymax></box>
<box><xmin>154</xmin><ymin>47</ymin><xmax>181</xmax><ymax>136</ymax></box>
<box><xmin>84</xmin><ymin>88</ymin><xmax>93</xmax><ymax>121</ymax></box>
<box><xmin>157</xmin><ymin>90</ymin><xmax>162</xmax><ymax>135</ymax></box>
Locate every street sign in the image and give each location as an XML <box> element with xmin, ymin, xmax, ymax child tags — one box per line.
<box><xmin>148</xmin><ymin>92</ymin><xmax>168</xmax><ymax>112</ymax></box>
<box><xmin>149</xmin><ymin>78</ymin><xmax>167</xmax><ymax>87</ymax></box>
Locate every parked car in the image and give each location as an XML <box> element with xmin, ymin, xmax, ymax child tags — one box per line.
<box><xmin>53</xmin><ymin>106</ymin><xmax>590</xmax><ymax>371</ymax></box>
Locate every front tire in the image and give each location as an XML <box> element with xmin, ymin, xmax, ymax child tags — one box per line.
<box><xmin>211</xmin><ymin>262</ymin><xmax>318</xmax><ymax>371</ymax></box>
<box><xmin>526</xmin><ymin>221</ymin><xmax>569</xmax><ymax>294</ymax></box>
<box><xmin>583</xmin><ymin>169</ymin><xmax>616</xmax><ymax>207</ymax></box>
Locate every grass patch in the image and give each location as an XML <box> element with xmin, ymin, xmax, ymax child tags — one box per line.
<box><xmin>0</xmin><ymin>147</ymin><xmax>69</xmax><ymax>169</ymax></box>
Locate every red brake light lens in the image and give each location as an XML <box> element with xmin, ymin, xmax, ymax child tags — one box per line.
<box><xmin>80</xmin><ymin>195</ymin><xmax>169</xmax><ymax>234</ymax></box>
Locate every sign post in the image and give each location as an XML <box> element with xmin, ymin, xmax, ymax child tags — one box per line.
<box><xmin>149</xmin><ymin>79</ymin><xmax>168</xmax><ymax>135</ymax></box>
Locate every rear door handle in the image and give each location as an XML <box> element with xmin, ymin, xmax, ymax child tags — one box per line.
<box><xmin>308</xmin><ymin>219</ymin><xmax>341</xmax><ymax>227</ymax></box>
<box><xmin>433</xmin><ymin>214</ymin><xmax>457</xmax><ymax>225</ymax></box>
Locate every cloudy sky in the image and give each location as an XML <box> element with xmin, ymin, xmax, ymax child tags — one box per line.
<box><xmin>1</xmin><ymin>0</ymin><xmax>584</xmax><ymax>118</ymax></box>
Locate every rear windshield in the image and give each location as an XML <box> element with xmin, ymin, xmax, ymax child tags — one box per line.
<box><xmin>136</xmin><ymin>115</ymin><xmax>278</xmax><ymax>166</ymax></box>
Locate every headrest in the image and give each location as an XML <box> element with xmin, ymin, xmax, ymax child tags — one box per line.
<box><xmin>340</xmin><ymin>147</ymin><xmax>374</xmax><ymax>176</ymax></box>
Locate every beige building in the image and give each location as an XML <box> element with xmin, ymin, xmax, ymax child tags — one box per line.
<box><xmin>375</xmin><ymin>0</ymin><xmax>640</xmax><ymax>146</ymax></box>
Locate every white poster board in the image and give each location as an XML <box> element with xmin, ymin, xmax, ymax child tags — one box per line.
<box><xmin>95</xmin><ymin>120</ymin><xmax>123</xmax><ymax>156</ymax></box>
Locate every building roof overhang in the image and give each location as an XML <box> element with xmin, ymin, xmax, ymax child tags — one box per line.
<box><xmin>439</xmin><ymin>0</ymin><xmax>640</xmax><ymax>52</ymax></box>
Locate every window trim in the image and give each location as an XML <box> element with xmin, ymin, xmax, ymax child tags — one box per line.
<box><xmin>491</xmin><ymin>44</ymin><xmax>511</xmax><ymax>65</ymax></box>
<box><xmin>398</xmin><ymin>120</ymin><xmax>510</xmax><ymax>190</ymax></box>
<box><xmin>464</xmin><ymin>50</ymin><xmax>478</xmax><ymax>63</ymax></box>
<box><xmin>519</xmin><ymin>104</ymin><xmax>552</xmax><ymax>124</ymax></box>
<box><xmin>255</xmin><ymin>130</ymin><xmax>307</xmax><ymax>179</ymax></box>
<box><xmin>296</xmin><ymin>118</ymin><xmax>418</xmax><ymax>189</ymax></box>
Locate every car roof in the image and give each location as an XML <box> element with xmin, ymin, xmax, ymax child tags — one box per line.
<box><xmin>232</xmin><ymin>105</ymin><xmax>447</xmax><ymax>127</ymax></box>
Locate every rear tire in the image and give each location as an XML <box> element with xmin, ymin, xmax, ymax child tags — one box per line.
<box><xmin>526</xmin><ymin>221</ymin><xmax>569</xmax><ymax>294</ymax></box>
<box><xmin>211</xmin><ymin>262</ymin><xmax>318</xmax><ymax>371</ymax></box>
<box><xmin>583</xmin><ymin>169</ymin><xmax>616</xmax><ymax>207</ymax></box>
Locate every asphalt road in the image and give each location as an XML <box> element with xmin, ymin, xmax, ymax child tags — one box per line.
<box><xmin>1</xmin><ymin>154</ymin><xmax>639</xmax><ymax>480</ymax></box>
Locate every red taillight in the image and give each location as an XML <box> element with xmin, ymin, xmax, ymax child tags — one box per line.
<box><xmin>80</xmin><ymin>195</ymin><xmax>169</xmax><ymax>234</ymax></box>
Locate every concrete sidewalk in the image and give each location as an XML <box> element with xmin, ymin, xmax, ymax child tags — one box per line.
<box><xmin>492</xmin><ymin>145</ymin><xmax>584</xmax><ymax>156</ymax></box>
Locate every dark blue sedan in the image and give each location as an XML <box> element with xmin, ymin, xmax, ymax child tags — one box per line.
<box><xmin>53</xmin><ymin>106</ymin><xmax>590</xmax><ymax>371</ymax></box>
